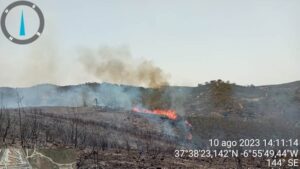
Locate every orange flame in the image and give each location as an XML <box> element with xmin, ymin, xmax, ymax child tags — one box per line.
<box><xmin>132</xmin><ymin>107</ymin><xmax>177</xmax><ymax>120</ymax></box>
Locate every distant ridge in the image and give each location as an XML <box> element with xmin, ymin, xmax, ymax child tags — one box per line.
<box><xmin>1</xmin><ymin>80</ymin><xmax>300</xmax><ymax>89</ymax></box>
<box><xmin>0</xmin><ymin>81</ymin><xmax>299</xmax><ymax>118</ymax></box>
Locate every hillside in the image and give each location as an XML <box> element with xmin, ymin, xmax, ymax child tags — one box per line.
<box><xmin>0</xmin><ymin>81</ymin><xmax>299</xmax><ymax>119</ymax></box>
<box><xmin>0</xmin><ymin>80</ymin><xmax>299</xmax><ymax>168</ymax></box>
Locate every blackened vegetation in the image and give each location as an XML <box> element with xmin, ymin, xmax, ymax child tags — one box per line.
<box><xmin>0</xmin><ymin>107</ymin><xmax>185</xmax><ymax>167</ymax></box>
<box><xmin>188</xmin><ymin>116</ymin><xmax>300</xmax><ymax>147</ymax></box>
<box><xmin>0</xmin><ymin>81</ymin><xmax>299</xmax><ymax>168</ymax></box>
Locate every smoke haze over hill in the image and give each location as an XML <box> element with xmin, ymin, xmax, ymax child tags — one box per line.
<box><xmin>79</xmin><ymin>47</ymin><xmax>169</xmax><ymax>88</ymax></box>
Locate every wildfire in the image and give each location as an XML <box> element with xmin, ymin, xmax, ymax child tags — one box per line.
<box><xmin>132</xmin><ymin>107</ymin><xmax>177</xmax><ymax>120</ymax></box>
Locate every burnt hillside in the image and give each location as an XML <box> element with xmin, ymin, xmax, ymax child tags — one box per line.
<box><xmin>0</xmin><ymin>81</ymin><xmax>299</xmax><ymax>120</ymax></box>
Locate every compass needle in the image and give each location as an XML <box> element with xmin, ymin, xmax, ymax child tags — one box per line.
<box><xmin>1</xmin><ymin>1</ymin><xmax>44</xmax><ymax>44</ymax></box>
<box><xmin>19</xmin><ymin>10</ymin><xmax>26</xmax><ymax>36</ymax></box>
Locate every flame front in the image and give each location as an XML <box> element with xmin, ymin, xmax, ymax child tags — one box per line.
<box><xmin>132</xmin><ymin>107</ymin><xmax>177</xmax><ymax>120</ymax></box>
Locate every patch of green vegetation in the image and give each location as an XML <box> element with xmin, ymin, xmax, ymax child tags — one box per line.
<box><xmin>38</xmin><ymin>149</ymin><xmax>77</xmax><ymax>164</ymax></box>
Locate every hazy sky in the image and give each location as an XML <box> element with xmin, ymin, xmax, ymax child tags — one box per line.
<box><xmin>0</xmin><ymin>0</ymin><xmax>299</xmax><ymax>87</ymax></box>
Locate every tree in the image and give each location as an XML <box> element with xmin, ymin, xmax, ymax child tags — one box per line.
<box><xmin>16</xmin><ymin>90</ymin><xmax>25</xmax><ymax>146</ymax></box>
<box><xmin>2</xmin><ymin>110</ymin><xmax>10</xmax><ymax>143</ymax></box>
<box><xmin>209</xmin><ymin>79</ymin><xmax>234</xmax><ymax>110</ymax></box>
<box><xmin>30</xmin><ymin>109</ymin><xmax>39</xmax><ymax>145</ymax></box>
<box><xmin>73</xmin><ymin>108</ymin><xmax>78</xmax><ymax>148</ymax></box>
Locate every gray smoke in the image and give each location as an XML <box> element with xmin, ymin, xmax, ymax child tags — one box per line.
<box><xmin>79</xmin><ymin>46</ymin><xmax>169</xmax><ymax>88</ymax></box>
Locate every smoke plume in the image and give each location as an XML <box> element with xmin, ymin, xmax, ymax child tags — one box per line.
<box><xmin>79</xmin><ymin>46</ymin><xmax>169</xmax><ymax>88</ymax></box>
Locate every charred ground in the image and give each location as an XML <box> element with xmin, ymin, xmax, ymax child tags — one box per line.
<box><xmin>0</xmin><ymin>80</ymin><xmax>299</xmax><ymax>168</ymax></box>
